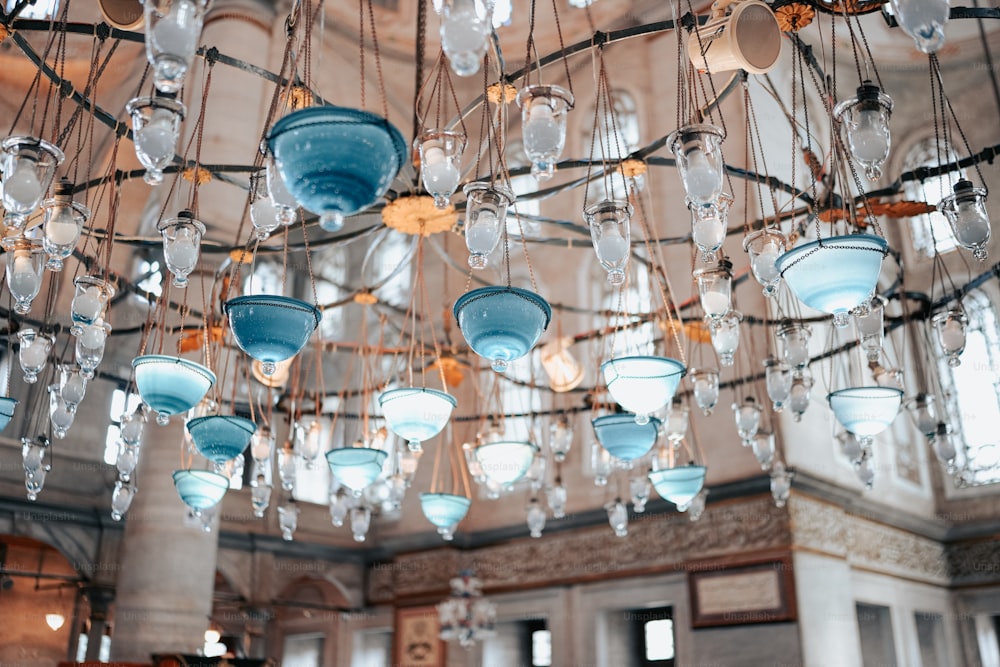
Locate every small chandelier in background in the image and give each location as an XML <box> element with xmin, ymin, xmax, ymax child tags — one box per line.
<box><xmin>437</xmin><ymin>570</ymin><xmax>497</xmax><ymax>648</ymax></box>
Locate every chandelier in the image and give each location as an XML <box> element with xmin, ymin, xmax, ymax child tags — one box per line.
<box><xmin>437</xmin><ymin>570</ymin><xmax>497</xmax><ymax>648</ymax></box>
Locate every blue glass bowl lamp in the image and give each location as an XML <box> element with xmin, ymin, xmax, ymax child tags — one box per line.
<box><xmin>453</xmin><ymin>286</ymin><xmax>552</xmax><ymax>372</ymax></box>
<box><xmin>0</xmin><ymin>397</ymin><xmax>18</xmax><ymax>431</ymax></box>
<box><xmin>379</xmin><ymin>387</ymin><xmax>457</xmax><ymax>451</ymax></box>
<box><xmin>602</xmin><ymin>356</ymin><xmax>686</xmax><ymax>425</ymax></box>
<box><xmin>828</xmin><ymin>386</ymin><xmax>903</xmax><ymax>445</ymax></box>
<box><xmin>648</xmin><ymin>465</ymin><xmax>707</xmax><ymax>511</ymax></box>
<box><xmin>420</xmin><ymin>492</ymin><xmax>472</xmax><ymax>537</ymax></box>
<box><xmin>266</xmin><ymin>106</ymin><xmax>408</xmax><ymax>232</ymax></box>
<box><xmin>172</xmin><ymin>469</ymin><xmax>229</xmax><ymax>513</ymax></box>
<box><xmin>224</xmin><ymin>295</ymin><xmax>321</xmax><ymax>376</ymax></box>
<box><xmin>474</xmin><ymin>441</ymin><xmax>538</xmax><ymax>486</ymax></box>
<box><xmin>592</xmin><ymin>414</ymin><xmax>662</xmax><ymax>461</ymax></box>
<box><xmin>132</xmin><ymin>355</ymin><xmax>216</xmax><ymax>425</ymax></box>
<box><xmin>326</xmin><ymin>448</ymin><xmax>388</xmax><ymax>493</ymax></box>
<box><xmin>187</xmin><ymin>415</ymin><xmax>257</xmax><ymax>464</ymax></box>
<box><xmin>776</xmin><ymin>234</ymin><xmax>888</xmax><ymax>328</ymax></box>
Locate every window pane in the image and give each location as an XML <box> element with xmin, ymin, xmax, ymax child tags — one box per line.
<box><xmin>351</xmin><ymin>630</ymin><xmax>392</xmax><ymax>667</ymax></box>
<box><xmin>915</xmin><ymin>612</ymin><xmax>948</xmax><ymax>667</ymax></box>
<box><xmin>283</xmin><ymin>633</ymin><xmax>324</xmax><ymax>667</ymax></box>
<box><xmin>644</xmin><ymin>618</ymin><xmax>675</xmax><ymax>661</ymax></box>
<box><xmin>532</xmin><ymin>629</ymin><xmax>552</xmax><ymax>666</ymax></box>
<box><xmin>903</xmin><ymin>138</ymin><xmax>961</xmax><ymax>256</ymax></box>
<box><xmin>856</xmin><ymin>602</ymin><xmax>897</xmax><ymax>667</ymax></box>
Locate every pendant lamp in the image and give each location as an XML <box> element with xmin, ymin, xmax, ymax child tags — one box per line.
<box><xmin>132</xmin><ymin>355</ymin><xmax>216</xmax><ymax>425</ymax></box>
<box><xmin>453</xmin><ymin>286</ymin><xmax>551</xmax><ymax>373</ymax></box>
<box><xmin>224</xmin><ymin>295</ymin><xmax>321</xmax><ymax>376</ymax></box>
<box><xmin>379</xmin><ymin>387</ymin><xmax>456</xmax><ymax>452</ymax></box>
<box><xmin>602</xmin><ymin>356</ymin><xmax>686</xmax><ymax>425</ymax></box>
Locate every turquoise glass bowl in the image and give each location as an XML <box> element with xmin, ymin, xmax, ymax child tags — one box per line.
<box><xmin>379</xmin><ymin>387</ymin><xmax>456</xmax><ymax>450</ymax></box>
<box><xmin>828</xmin><ymin>386</ymin><xmax>903</xmax><ymax>437</ymax></box>
<box><xmin>187</xmin><ymin>415</ymin><xmax>257</xmax><ymax>463</ymax></box>
<box><xmin>266</xmin><ymin>106</ymin><xmax>407</xmax><ymax>227</ymax></box>
<box><xmin>602</xmin><ymin>356</ymin><xmax>686</xmax><ymax>425</ymax></box>
<box><xmin>0</xmin><ymin>397</ymin><xmax>18</xmax><ymax>431</ymax></box>
<box><xmin>648</xmin><ymin>465</ymin><xmax>707</xmax><ymax>510</ymax></box>
<box><xmin>777</xmin><ymin>234</ymin><xmax>887</xmax><ymax>326</ymax></box>
<box><xmin>224</xmin><ymin>295</ymin><xmax>321</xmax><ymax>376</ymax></box>
<box><xmin>420</xmin><ymin>492</ymin><xmax>472</xmax><ymax>530</ymax></box>
<box><xmin>172</xmin><ymin>469</ymin><xmax>229</xmax><ymax>511</ymax></box>
<box><xmin>132</xmin><ymin>355</ymin><xmax>216</xmax><ymax>425</ymax></box>
<box><xmin>326</xmin><ymin>448</ymin><xmax>388</xmax><ymax>492</ymax></box>
<box><xmin>453</xmin><ymin>286</ymin><xmax>552</xmax><ymax>372</ymax></box>
<box><xmin>474</xmin><ymin>441</ymin><xmax>538</xmax><ymax>486</ymax></box>
<box><xmin>592</xmin><ymin>414</ymin><xmax>662</xmax><ymax>461</ymax></box>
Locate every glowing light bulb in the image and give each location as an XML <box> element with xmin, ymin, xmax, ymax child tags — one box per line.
<box><xmin>753</xmin><ymin>241</ymin><xmax>782</xmax><ymax>285</ymax></box>
<box><xmin>4</xmin><ymin>159</ymin><xmax>42</xmax><ymax>209</ymax></box>
<box><xmin>440</xmin><ymin>2</ymin><xmax>489</xmax><ymax>77</ymax></box>
<box><xmin>692</xmin><ymin>213</ymin><xmax>726</xmax><ymax>254</ymax></box>
<box><xmin>421</xmin><ymin>141</ymin><xmax>461</xmax><ymax>208</ymax></box>
<box><xmin>9</xmin><ymin>249</ymin><xmax>41</xmax><ymax>306</ymax></box>
<box><xmin>683</xmin><ymin>148</ymin><xmax>721</xmax><ymax>203</ymax></box>
<box><xmin>524</xmin><ymin>103</ymin><xmax>561</xmax><ymax>155</ymax></box>
<box><xmin>45</xmin><ymin>204</ymin><xmax>80</xmax><ymax>246</ymax></box>
<box><xmin>526</xmin><ymin>499</ymin><xmax>546</xmax><ymax>538</ymax></box>
<box><xmin>136</xmin><ymin>109</ymin><xmax>176</xmax><ymax>163</ymax></box>
<box><xmin>953</xmin><ymin>200</ymin><xmax>991</xmax><ymax>248</ymax></box>
<box><xmin>80</xmin><ymin>321</ymin><xmax>108</xmax><ymax>350</ymax></box>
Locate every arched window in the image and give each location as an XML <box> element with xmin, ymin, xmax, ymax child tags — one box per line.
<box><xmin>936</xmin><ymin>289</ymin><xmax>1000</xmax><ymax>486</ymax></box>
<box><xmin>902</xmin><ymin>137</ymin><xmax>962</xmax><ymax>257</ymax></box>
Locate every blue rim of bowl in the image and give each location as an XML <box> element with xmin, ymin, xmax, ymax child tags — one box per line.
<box><xmin>132</xmin><ymin>354</ymin><xmax>217</xmax><ymax>387</ymax></box>
<box><xmin>223</xmin><ymin>295</ymin><xmax>322</xmax><ymax>329</ymax></box>
<box><xmin>827</xmin><ymin>386</ymin><xmax>904</xmax><ymax>403</ymax></box>
<box><xmin>0</xmin><ymin>397</ymin><xmax>18</xmax><ymax>417</ymax></box>
<box><xmin>186</xmin><ymin>414</ymin><xmax>258</xmax><ymax>437</ymax></box>
<box><xmin>378</xmin><ymin>386</ymin><xmax>457</xmax><ymax>408</ymax></box>
<box><xmin>601</xmin><ymin>355</ymin><xmax>687</xmax><ymax>379</ymax></box>
<box><xmin>452</xmin><ymin>286</ymin><xmax>552</xmax><ymax>331</ymax></box>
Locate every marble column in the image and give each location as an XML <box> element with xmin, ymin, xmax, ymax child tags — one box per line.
<box><xmin>109</xmin><ymin>419</ymin><xmax>219</xmax><ymax>660</ymax></box>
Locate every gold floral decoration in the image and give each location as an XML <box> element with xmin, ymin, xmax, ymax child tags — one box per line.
<box><xmin>382</xmin><ymin>195</ymin><xmax>457</xmax><ymax>236</ymax></box>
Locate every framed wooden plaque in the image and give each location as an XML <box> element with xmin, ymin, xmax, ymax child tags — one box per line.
<box><xmin>393</xmin><ymin>605</ymin><xmax>447</xmax><ymax>667</ymax></box>
<box><xmin>689</xmin><ymin>556</ymin><xmax>797</xmax><ymax>628</ymax></box>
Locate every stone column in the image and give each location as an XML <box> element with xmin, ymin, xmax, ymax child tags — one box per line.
<box><xmin>83</xmin><ymin>586</ymin><xmax>115</xmax><ymax>661</ymax></box>
<box><xmin>109</xmin><ymin>419</ymin><xmax>219</xmax><ymax>660</ymax></box>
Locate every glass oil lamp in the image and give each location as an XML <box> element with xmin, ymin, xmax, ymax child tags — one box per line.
<box><xmin>833</xmin><ymin>81</ymin><xmax>893</xmax><ymax>181</ymax></box>
<box><xmin>463</xmin><ymin>182</ymin><xmax>513</xmax><ymax>270</ymax></box>
<box><xmin>743</xmin><ymin>227</ymin><xmax>787</xmax><ymax>297</ymax></box>
<box><xmin>417</xmin><ymin>129</ymin><xmax>465</xmax><ymax>209</ymax></box>
<box><xmin>249</xmin><ymin>168</ymin><xmax>281</xmax><ymax>241</ymax></box>
<box><xmin>690</xmin><ymin>367</ymin><xmax>720</xmax><ymax>415</ymax></box>
<box><xmin>788</xmin><ymin>369</ymin><xmax>814</xmax><ymax>422</ymax></box>
<box><xmin>126</xmin><ymin>95</ymin><xmax>185</xmax><ymax>185</ymax></box>
<box><xmin>71</xmin><ymin>276</ymin><xmax>115</xmax><ymax>337</ymax></box>
<box><xmin>777</xmin><ymin>323</ymin><xmax>811</xmax><ymax>369</ymax></box>
<box><xmin>764</xmin><ymin>357</ymin><xmax>793</xmax><ymax>412</ymax></box>
<box><xmin>157</xmin><ymin>209</ymin><xmax>205</xmax><ymax>288</ymax></box>
<box><xmin>938</xmin><ymin>180</ymin><xmax>991</xmax><ymax>261</ymax></box>
<box><xmin>41</xmin><ymin>178</ymin><xmax>89</xmax><ymax>271</ymax></box>
<box><xmin>710</xmin><ymin>310</ymin><xmax>742</xmax><ymax>366</ymax></box>
<box><xmin>516</xmin><ymin>85</ymin><xmax>574</xmax><ymax>181</ymax></box>
<box><xmin>6</xmin><ymin>239</ymin><xmax>45</xmax><ymax>314</ymax></box>
<box><xmin>932</xmin><ymin>307</ymin><xmax>967</xmax><ymax>368</ymax></box>
<box><xmin>668</xmin><ymin>124</ymin><xmax>726</xmax><ymax>205</ymax></box>
<box><xmin>17</xmin><ymin>329</ymin><xmax>53</xmax><ymax>384</ymax></box>
<box><xmin>76</xmin><ymin>320</ymin><xmax>111</xmax><ymax>379</ymax></box>
<box><xmin>585</xmin><ymin>199</ymin><xmax>632</xmax><ymax>286</ymax></box>
<box><xmin>695</xmin><ymin>257</ymin><xmax>733</xmax><ymax>323</ymax></box>
<box><xmin>1</xmin><ymin>135</ymin><xmax>63</xmax><ymax>230</ymax></box>
<box><xmin>690</xmin><ymin>193</ymin><xmax>733</xmax><ymax>261</ymax></box>
<box><xmin>144</xmin><ymin>0</ymin><xmax>207</xmax><ymax>93</ymax></box>
<box><xmin>733</xmin><ymin>396</ymin><xmax>761</xmax><ymax>445</ymax></box>
<box><xmin>440</xmin><ymin>0</ymin><xmax>490</xmax><ymax>77</ymax></box>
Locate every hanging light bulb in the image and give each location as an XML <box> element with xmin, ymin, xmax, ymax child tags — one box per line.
<box><xmin>752</xmin><ymin>430</ymin><xmax>776</xmax><ymax>470</ymax></box>
<box><xmin>665</xmin><ymin>399</ymin><xmax>689</xmax><ymax>443</ymax></box>
<box><xmin>855</xmin><ymin>295</ymin><xmax>886</xmax><ymax>363</ymax></box>
<box><xmin>903</xmin><ymin>393</ymin><xmax>937</xmax><ymax>436</ymax></box>
<box><xmin>278</xmin><ymin>442</ymin><xmax>296</xmax><ymax>491</ymax></box>
<box><xmin>932</xmin><ymin>307</ymin><xmax>967</xmax><ymax>368</ymax></box>
<box><xmin>48</xmin><ymin>385</ymin><xmax>74</xmax><ymax>439</ymax></box>
<box><xmin>265</xmin><ymin>149</ymin><xmax>298</xmax><ymax>226</ymax></box>
<box><xmin>690</xmin><ymin>193</ymin><xmax>733</xmax><ymax>261</ymax></box>
<box><xmin>586</xmin><ymin>200</ymin><xmax>632</xmax><ymax>286</ymax></box>
<box><xmin>546</xmin><ymin>479</ymin><xmax>567</xmax><ymax>519</ymax></box>
<box><xmin>834</xmin><ymin>81</ymin><xmax>893</xmax><ymax>181</ymax></box>
<box><xmin>764</xmin><ymin>357</ymin><xmax>793</xmax><ymax>412</ymax></box>
<box><xmin>277</xmin><ymin>499</ymin><xmax>299</xmax><ymax>541</ymax></box>
<box><xmin>21</xmin><ymin>435</ymin><xmax>48</xmax><ymax>478</ymax></box>
<box><xmin>855</xmin><ymin>448</ymin><xmax>876</xmax><ymax>489</ymax></box>
<box><xmin>733</xmin><ymin>397</ymin><xmax>761</xmax><ymax>445</ymax></box>
<box><xmin>120</xmin><ymin>405</ymin><xmax>146</xmax><ymax>447</ymax></box>
<box><xmin>41</xmin><ymin>178</ymin><xmax>89</xmax><ymax>271</ymax></box>
<box><xmin>293</xmin><ymin>419</ymin><xmax>323</xmax><ymax>470</ymax></box>
<box><xmin>777</xmin><ymin>323</ymin><xmax>812</xmax><ymax>369</ymax></box>
<box><xmin>75</xmin><ymin>320</ymin><xmax>111</xmax><ymax>379</ymax></box>
<box><xmin>890</xmin><ymin>0</ymin><xmax>950</xmax><ymax>54</ymax></box>
<box><xmin>690</xmin><ymin>368</ymin><xmax>720</xmax><ymax>416</ymax></box>
<box><xmin>687</xmin><ymin>487</ymin><xmax>709</xmax><ymax>521</ymax></box>
<box><xmin>668</xmin><ymin>124</ymin><xmax>726</xmax><ymax>205</ymax></box>
<box><xmin>329</xmin><ymin>489</ymin><xmax>351</xmax><ymax>526</ymax></box>
<box><xmin>55</xmin><ymin>365</ymin><xmax>87</xmax><ymax>415</ymax></box>
<box><xmin>6</xmin><ymin>241</ymin><xmax>45</xmax><ymax>315</ymax></box>
<box><xmin>144</xmin><ymin>0</ymin><xmax>207</xmax><ymax>93</ymax></box>
<box><xmin>788</xmin><ymin>369</ymin><xmax>814</xmax><ymax>422</ymax></box>
<box><xmin>591</xmin><ymin>441</ymin><xmax>611</xmax><ymax>486</ymax></box>
<box><xmin>251</xmin><ymin>425</ymin><xmax>275</xmax><ymax>462</ymax></box>
<box><xmin>116</xmin><ymin>442</ymin><xmax>140</xmax><ymax>481</ymax></box>
<box><xmin>350</xmin><ymin>506</ymin><xmax>372</xmax><ymax>542</ymax></box>
<box><xmin>17</xmin><ymin>329</ymin><xmax>53</xmax><ymax>384</ymax></box>
<box><xmin>440</xmin><ymin>0</ymin><xmax>490</xmax><ymax>77</ymax></box>
<box><xmin>526</xmin><ymin>497</ymin><xmax>546</xmax><ymax>538</ymax></box>
<box><xmin>516</xmin><ymin>86</ymin><xmax>574</xmax><ymax>181</ymax></box>
<box><xmin>938</xmin><ymin>180</ymin><xmax>991</xmax><ymax>261</ymax></box>
<box><xmin>111</xmin><ymin>478</ymin><xmax>137</xmax><ymax>521</ymax></box>
<box><xmin>126</xmin><ymin>95</ymin><xmax>185</xmax><ymax>185</ymax></box>
<box><xmin>743</xmin><ymin>227</ymin><xmax>787</xmax><ymax>297</ymax></box>
<box><xmin>70</xmin><ymin>276</ymin><xmax>114</xmax><ymax>337</ymax></box>
<box><xmin>463</xmin><ymin>182</ymin><xmax>513</xmax><ymax>269</ymax></box>
<box><xmin>710</xmin><ymin>311</ymin><xmax>741</xmax><ymax>366</ymax></box>
<box><xmin>606</xmin><ymin>499</ymin><xmax>629</xmax><ymax>537</ymax></box>
<box><xmin>158</xmin><ymin>210</ymin><xmax>205</xmax><ymax>288</ymax></box>
<box><xmin>547</xmin><ymin>415</ymin><xmax>574</xmax><ymax>462</ymax></box>
<box><xmin>417</xmin><ymin>130</ymin><xmax>465</xmax><ymax>209</ymax></box>
<box><xmin>770</xmin><ymin>461</ymin><xmax>793</xmax><ymax>508</ymax></box>
<box><xmin>695</xmin><ymin>257</ymin><xmax>733</xmax><ymax>323</ymax></box>
<box><xmin>1</xmin><ymin>136</ymin><xmax>64</xmax><ymax>229</ymax></box>
<box><xmin>247</xmin><ymin>474</ymin><xmax>270</xmax><ymax>518</ymax></box>
<box><xmin>630</xmin><ymin>476</ymin><xmax>650</xmax><ymax>513</ymax></box>
<box><xmin>931</xmin><ymin>422</ymin><xmax>958</xmax><ymax>469</ymax></box>
<box><xmin>540</xmin><ymin>337</ymin><xmax>585</xmax><ymax>393</ymax></box>
<box><xmin>249</xmin><ymin>168</ymin><xmax>281</xmax><ymax>241</ymax></box>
